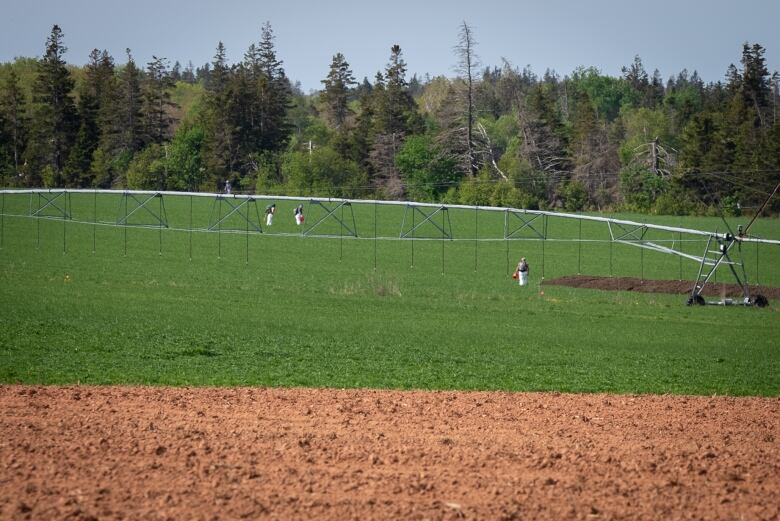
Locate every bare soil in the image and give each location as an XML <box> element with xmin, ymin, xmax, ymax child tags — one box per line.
<box><xmin>545</xmin><ymin>275</ymin><xmax>780</xmax><ymax>300</ymax></box>
<box><xmin>1</xmin><ymin>386</ymin><xmax>778</xmax><ymax>520</ymax></box>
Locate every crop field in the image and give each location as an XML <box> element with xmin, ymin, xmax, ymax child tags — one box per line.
<box><xmin>2</xmin><ymin>190</ymin><xmax>780</xmax><ymax>520</ymax></box>
<box><xmin>1</xmin><ymin>190</ymin><xmax>779</xmax><ymax>395</ymax></box>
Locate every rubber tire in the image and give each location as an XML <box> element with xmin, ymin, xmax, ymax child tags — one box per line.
<box><xmin>687</xmin><ymin>294</ymin><xmax>705</xmax><ymax>306</ymax></box>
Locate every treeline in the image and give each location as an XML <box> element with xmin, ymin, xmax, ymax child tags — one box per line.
<box><xmin>1</xmin><ymin>23</ymin><xmax>779</xmax><ymax>215</ymax></box>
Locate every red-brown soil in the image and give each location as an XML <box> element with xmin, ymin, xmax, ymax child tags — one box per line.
<box><xmin>546</xmin><ymin>275</ymin><xmax>780</xmax><ymax>299</ymax></box>
<box><xmin>2</xmin><ymin>386</ymin><xmax>778</xmax><ymax>520</ymax></box>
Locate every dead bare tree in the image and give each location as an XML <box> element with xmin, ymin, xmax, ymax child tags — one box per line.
<box><xmin>369</xmin><ymin>132</ymin><xmax>404</xmax><ymax>198</ymax></box>
<box><xmin>475</xmin><ymin>122</ymin><xmax>508</xmax><ymax>180</ymax></box>
<box><xmin>631</xmin><ymin>137</ymin><xmax>677</xmax><ymax>177</ymax></box>
<box><xmin>514</xmin><ymin>93</ymin><xmax>571</xmax><ymax>202</ymax></box>
<box><xmin>454</xmin><ymin>21</ymin><xmax>479</xmax><ymax>176</ymax></box>
<box><xmin>436</xmin><ymin>26</ymin><xmax>509</xmax><ymax>182</ymax></box>
<box><xmin>571</xmin><ymin>124</ymin><xmax>621</xmax><ymax>208</ymax></box>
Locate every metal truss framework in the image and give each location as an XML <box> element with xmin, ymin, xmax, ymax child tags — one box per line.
<box><xmin>30</xmin><ymin>191</ymin><xmax>72</xmax><ymax>220</ymax></box>
<box><xmin>208</xmin><ymin>196</ymin><xmax>263</xmax><ymax>233</ymax></box>
<box><xmin>687</xmin><ymin>233</ymin><xmax>756</xmax><ymax>306</ymax></box>
<box><xmin>116</xmin><ymin>192</ymin><xmax>168</xmax><ymax>228</ymax></box>
<box><xmin>504</xmin><ymin>210</ymin><xmax>545</xmax><ymax>240</ymax></box>
<box><xmin>400</xmin><ymin>205</ymin><xmax>453</xmax><ymax>239</ymax></box>
<box><xmin>303</xmin><ymin>200</ymin><xmax>357</xmax><ymax>237</ymax></box>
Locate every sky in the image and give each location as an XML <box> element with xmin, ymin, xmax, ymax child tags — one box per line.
<box><xmin>2</xmin><ymin>0</ymin><xmax>779</xmax><ymax>92</ymax></box>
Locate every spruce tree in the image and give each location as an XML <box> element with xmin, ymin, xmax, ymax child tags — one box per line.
<box><xmin>92</xmin><ymin>50</ymin><xmax>120</xmax><ymax>170</ymax></box>
<box><xmin>740</xmin><ymin>43</ymin><xmax>771</xmax><ymax>127</ymax></box>
<box><xmin>203</xmin><ymin>42</ymin><xmax>235</xmax><ymax>186</ymax></box>
<box><xmin>256</xmin><ymin>22</ymin><xmax>291</xmax><ymax>151</ymax></box>
<box><xmin>171</xmin><ymin>61</ymin><xmax>182</xmax><ymax>82</ymax></box>
<box><xmin>117</xmin><ymin>49</ymin><xmax>144</xmax><ymax>156</ymax></box>
<box><xmin>725</xmin><ymin>64</ymin><xmax>742</xmax><ymax>97</ymax></box>
<box><xmin>378</xmin><ymin>44</ymin><xmax>417</xmax><ymax>134</ymax></box>
<box><xmin>141</xmin><ymin>56</ymin><xmax>177</xmax><ymax>145</ymax></box>
<box><xmin>320</xmin><ymin>53</ymin><xmax>356</xmax><ymax>129</ymax></box>
<box><xmin>64</xmin><ymin>49</ymin><xmax>106</xmax><ymax>186</ymax></box>
<box><xmin>183</xmin><ymin>61</ymin><xmax>196</xmax><ymax>83</ymax></box>
<box><xmin>0</xmin><ymin>70</ymin><xmax>27</xmax><ymax>182</ymax></box>
<box><xmin>349</xmin><ymin>79</ymin><xmax>377</xmax><ymax>172</ymax></box>
<box><xmin>622</xmin><ymin>55</ymin><xmax>649</xmax><ymax>107</ymax></box>
<box><xmin>26</xmin><ymin>24</ymin><xmax>78</xmax><ymax>187</ymax></box>
<box><xmin>368</xmin><ymin>45</ymin><xmax>422</xmax><ymax>196</ymax></box>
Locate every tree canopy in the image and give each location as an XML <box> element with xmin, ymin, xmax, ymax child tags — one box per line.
<box><xmin>1</xmin><ymin>23</ymin><xmax>779</xmax><ymax>215</ymax></box>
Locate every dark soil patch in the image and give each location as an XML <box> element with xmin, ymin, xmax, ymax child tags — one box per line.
<box><xmin>546</xmin><ymin>275</ymin><xmax>780</xmax><ymax>300</ymax></box>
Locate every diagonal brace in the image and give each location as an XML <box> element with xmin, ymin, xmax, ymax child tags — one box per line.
<box><xmin>400</xmin><ymin>205</ymin><xmax>451</xmax><ymax>239</ymax></box>
<box><xmin>610</xmin><ymin>222</ymin><xmax>647</xmax><ymax>242</ymax></box>
<box><xmin>691</xmin><ymin>237</ymin><xmax>749</xmax><ymax>300</ymax></box>
<box><xmin>32</xmin><ymin>191</ymin><xmax>70</xmax><ymax>219</ymax></box>
<box><xmin>304</xmin><ymin>200</ymin><xmax>357</xmax><ymax>237</ymax></box>
<box><xmin>208</xmin><ymin>197</ymin><xmax>262</xmax><ymax>232</ymax></box>
<box><xmin>118</xmin><ymin>193</ymin><xmax>168</xmax><ymax>227</ymax></box>
<box><xmin>505</xmin><ymin>211</ymin><xmax>544</xmax><ymax>239</ymax></box>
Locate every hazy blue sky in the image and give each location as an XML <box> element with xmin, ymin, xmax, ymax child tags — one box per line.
<box><xmin>2</xmin><ymin>0</ymin><xmax>778</xmax><ymax>91</ymax></box>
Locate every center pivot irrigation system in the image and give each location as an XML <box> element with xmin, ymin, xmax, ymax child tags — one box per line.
<box><xmin>2</xmin><ymin>188</ymin><xmax>779</xmax><ymax>307</ymax></box>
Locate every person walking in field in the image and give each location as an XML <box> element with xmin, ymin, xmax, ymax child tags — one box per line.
<box><xmin>294</xmin><ymin>205</ymin><xmax>304</xmax><ymax>225</ymax></box>
<box><xmin>265</xmin><ymin>204</ymin><xmax>276</xmax><ymax>226</ymax></box>
<box><xmin>517</xmin><ymin>257</ymin><xmax>529</xmax><ymax>287</ymax></box>
<box><xmin>224</xmin><ymin>179</ymin><xmax>231</xmax><ymax>194</ymax></box>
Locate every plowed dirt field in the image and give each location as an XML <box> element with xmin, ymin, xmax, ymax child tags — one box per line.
<box><xmin>2</xmin><ymin>386</ymin><xmax>778</xmax><ymax>520</ymax></box>
<box><xmin>545</xmin><ymin>275</ymin><xmax>780</xmax><ymax>300</ymax></box>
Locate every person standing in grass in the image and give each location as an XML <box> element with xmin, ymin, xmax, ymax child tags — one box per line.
<box><xmin>265</xmin><ymin>204</ymin><xmax>276</xmax><ymax>226</ymax></box>
<box><xmin>294</xmin><ymin>205</ymin><xmax>304</xmax><ymax>225</ymax></box>
<box><xmin>517</xmin><ymin>257</ymin><xmax>529</xmax><ymax>286</ymax></box>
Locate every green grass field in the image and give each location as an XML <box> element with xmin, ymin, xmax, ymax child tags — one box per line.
<box><xmin>1</xmin><ymin>191</ymin><xmax>779</xmax><ymax>395</ymax></box>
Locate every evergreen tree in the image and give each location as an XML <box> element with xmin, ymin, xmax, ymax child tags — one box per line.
<box><xmin>622</xmin><ymin>55</ymin><xmax>649</xmax><ymax>96</ymax></box>
<box><xmin>182</xmin><ymin>61</ymin><xmax>196</xmax><ymax>83</ymax></box>
<box><xmin>740</xmin><ymin>43</ymin><xmax>771</xmax><ymax>126</ymax></box>
<box><xmin>377</xmin><ymin>44</ymin><xmax>418</xmax><ymax>134</ymax></box>
<box><xmin>255</xmin><ymin>22</ymin><xmax>292</xmax><ymax>151</ymax></box>
<box><xmin>171</xmin><ymin>61</ymin><xmax>182</xmax><ymax>82</ymax></box>
<box><xmin>725</xmin><ymin>63</ymin><xmax>742</xmax><ymax>97</ymax></box>
<box><xmin>25</xmin><ymin>24</ymin><xmax>78</xmax><ymax>187</ymax></box>
<box><xmin>369</xmin><ymin>45</ymin><xmax>420</xmax><ymax>196</ymax></box>
<box><xmin>195</xmin><ymin>63</ymin><xmax>211</xmax><ymax>83</ymax></box>
<box><xmin>141</xmin><ymin>56</ymin><xmax>176</xmax><ymax>145</ymax></box>
<box><xmin>0</xmin><ymin>69</ymin><xmax>27</xmax><ymax>182</ymax></box>
<box><xmin>678</xmin><ymin>111</ymin><xmax>732</xmax><ymax>199</ymax></box>
<box><xmin>203</xmin><ymin>42</ymin><xmax>235</xmax><ymax>187</ymax></box>
<box><xmin>64</xmin><ymin>49</ymin><xmax>109</xmax><ymax>186</ymax></box>
<box><xmin>645</xmin><ymin>69</ymin><xmax>665</xmax><ymax>108</ymax></box>
<box><xmin>348</xmin><ymin>82</ymin><xmax>377</xmax><ymax>173</ymax></box>
<box><xmin>355</xmin><ymin>76</ymin><xmax>373</xmax><ymax>99</ymax></box>
<box><xmin>226</xmin><ymin>63</ymin><xmax>255</xmax><ymax>173</ymax></box>
<box><xmin>116</xmin><ymin>49</ymin><xmax>144</xmax><ymax>156</ymax></box>
<box><xmin>92</xmin><ymin>50</ymin><xmax>119</xmax><ymax>159</ymax></box>
<box><xmin>320</xmin><ymin>52</ymin><xmax>356</xmax><ymax>129</ymax></box>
